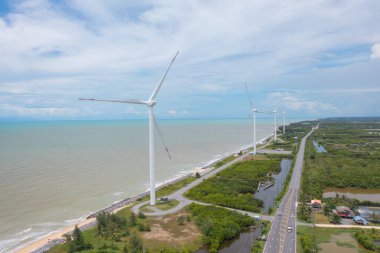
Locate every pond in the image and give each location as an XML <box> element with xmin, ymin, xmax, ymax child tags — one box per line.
<box><xmin>313</xmin><ymin>140</ymin><xmax>327</xmax><ymax>153</ymax></box>
<box><xmin>254</xmin><ymin>159</ymin><xmax>292</xmax><ymax>213</ymax></box>
<box><xmin>323</xmin><ymin>188</ymin><xmax>380</xmax><ymax>202</ymax></box>
<box><xmin>195</xmin><ymin>224</ymin><xmax>263</xmax><ymax>253</ymax></box>
<box><xmin>357</xmin><ymin>206</ymin><xmax>380</xmax><ymax>222</ymax></box>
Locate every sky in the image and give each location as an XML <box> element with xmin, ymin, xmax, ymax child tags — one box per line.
<box><xmin>0</xmin><ymin>0</ymin><xmax>379</xmax><ymax>120</ymax></box>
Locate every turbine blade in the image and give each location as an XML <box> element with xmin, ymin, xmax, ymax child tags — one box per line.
<box><xmin>152</xmin><ymin>113</ymin><xmax>172</xmax><ymax>159</ymax></box>
<box><xmin>244</xmin><ymin>82</ymin><xmax>254</xmax><ymax>109</ymax></box>
<box><xmin>149</xmin><ymin>51</ymin><xmax>179</xmax><ymax>101</ymax></box>
<box><xmin>237</xmin><ymin>112</ymin><xmax>252</xmax><ymax>135</ymax></box>
<box><xmin>79</xmin><ymin>98</ymin><xmax>146</xmax><ymax>105</ymax></box>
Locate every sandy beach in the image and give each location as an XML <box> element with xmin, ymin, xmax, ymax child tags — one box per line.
<box><xmin>13</xmin><ymin>218</ymin><xmax>95</xmax><ymax>253</ymax></box>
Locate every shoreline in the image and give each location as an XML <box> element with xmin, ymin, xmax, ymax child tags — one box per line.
<box><xmin>12</xmin><ymin>135</ymin><xmax>273</xmax><ymax>253</ymax></box>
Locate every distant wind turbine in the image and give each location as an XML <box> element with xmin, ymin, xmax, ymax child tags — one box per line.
<box><xmin>79</xmin><ymin>51</ymin><xmax>179</xmax><ymax>206</ymax></box>
<box><xmin>282</xmin><ymin>111</ymin><xmax>286</xmax><ymax>134</ymax></box>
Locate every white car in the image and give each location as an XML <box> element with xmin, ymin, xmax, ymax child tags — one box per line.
<box><xmin>287</xmin><ymin>226</ymin><xmax>292</xmax><ymax>232</ymax></box>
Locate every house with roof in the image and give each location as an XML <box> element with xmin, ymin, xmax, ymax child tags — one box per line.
<box><xmin>353</xmin><ymin>216</ymin><xmax>368</xmax><ymax>225</ymax></box>
<box><xmin>310</xmin><ymin>199</ymin><xmax>322</xmax><ymax>209</ymax></box>
<box><xmin>333</xmin><ymin>206</ymin><xmax>355</xmax><ymax>218</ymax></box>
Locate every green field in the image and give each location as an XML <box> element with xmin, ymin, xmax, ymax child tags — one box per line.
<box><xmin>185</xmin><ymin>159</ymin><xmax>281</xmax><ymax>212</ymax></box>
<box><xmin>297</xmin><ymin>225</ymin><xmax>379</xmax><ymax>253</ymax></box>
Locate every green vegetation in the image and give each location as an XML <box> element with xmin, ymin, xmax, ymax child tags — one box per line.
<box><xmin>67</xmin><ymin>226</ymin><xmax>92</xmax><ymax>253</ymax></box>
<box><xmin>298</xmin><ymin>120</ymin><xmax>380</xmax><ymax>221</ymax></box>
<box><xmin>355</xmin><ymin>229</ymin><xmax>380</xmax><ymax>252</ymax></box>
<box><xmin>251</xmin><ymin>220</ymin><xmax>271</xmax><ymax>253</ymax></box>
<box><xmin>185</xmin><ymin>159</ymin><xmax>281</xmax><ymax>212</ymax></box>
<box><xmin>48</xmin><ymin>208</ymin><xmax>149</xmax><ymax>253</ymax></box>
<box><xmin>188</xmin><ymin>203</ymin><xmax>255</xmax><ymax>253</ymax></box>
<box><xmin>141</xmin><ymin>176</ymin><xmax>197</xmax><ymax>201</ymax></box>
<box><xmin>297</xmin><ymin>225</ymin><xmax>379</xmax><ymax>253</ymax></box>
<box><xmin>141</xmin><ymin>199</ymin><xmax>180</xmax><ymax>212</ymax></box>
<box><xmin>214</xmin><ymin>154</ymin><xmax>237</xmax><ymax>168</ymax></box>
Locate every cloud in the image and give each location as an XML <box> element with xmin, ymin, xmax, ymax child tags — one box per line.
<box><xmin>1</xmin><ymin>103</ymin><xmax>78</xmax><ymax>117</ymax></box>
<box><xmin>267</xmin><ymin>91</ymin><xmax>340</xmax><ymax>115</ymax></box>
<box><xmin>0</xmin><ymin>0</ymin><xmax>379</xmax><ymax>119</ymax></box>
<box><xmin>168</xmin><ymin>109</ymin><xmax>188</xmax><ymax>116</ymax></box>
<box><xmin>370</xmin><ymin>43</ymin><xmax>380</xmax><ymax>59</ymax></box>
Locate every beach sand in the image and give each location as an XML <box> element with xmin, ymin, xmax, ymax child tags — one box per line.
<box><xmin>13</xmin><ymin>218</ymin><xmax>95</xmax><ymax>253</ymax></box>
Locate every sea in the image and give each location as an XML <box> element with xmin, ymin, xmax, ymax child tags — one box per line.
<box><xmin>0</xmin><ymin>118</ymin><xmax>298</xmax><ymax>252</ymax></box>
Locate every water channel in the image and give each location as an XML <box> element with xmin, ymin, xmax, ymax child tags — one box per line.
<box><xmin>255</xmin><ymin>159</ymin><xmax>292</xmax><ymax>213</ymax></box>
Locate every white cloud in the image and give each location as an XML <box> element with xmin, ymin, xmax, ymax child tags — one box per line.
<box><xmin>1</xmin><ymin>103</ymin><xmax>78</xmax><ymax>117</ymax></box>
<box><xmin>267</xmin><ymin>91</ymin><xmax>340</xmax><ymax>115</ymax></box>
<box><xmin>370</xmin><ymin>43</ymin><xmax>380</xmax><ymax>59</ymax></box>
<box><xmin>168</xmin><ymin>109</ymin><xmax>188</xmax><ymax>116</ymax></box>
<box><xmin>0</xmin><ymin>0</ymin><xmax>379</xmax><ymax>119</ymax></box>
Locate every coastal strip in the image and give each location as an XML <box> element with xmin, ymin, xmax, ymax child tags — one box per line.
<box><xmin>14</xmin><ymin>134</ymin><xmax>273</xmax><ymax>253</ymax></box>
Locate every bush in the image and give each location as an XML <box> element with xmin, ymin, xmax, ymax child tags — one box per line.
<box><xmin>189</xmin><ymin>203</ymin><xmax>255</xmax><ymax>252</ymax></box>
<box><xmin>185</xmin><ymin>160</ymin><xmax>280</xmax><ymax>212</ymax></box>
<box><xmin>177</xmin><ymin>215</ymin><xmax>186</xmax><ymax>225</ymax></box>
<box><xmin>138</xmin><ymin>211</ymin><xmax>146</xmax><ymax>219</ymax></box>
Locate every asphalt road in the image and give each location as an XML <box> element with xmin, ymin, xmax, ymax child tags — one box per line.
<box><xmin>263</xmin><ymin>127</ymin><xmax>316</xmax><ymax>253</ymax></box>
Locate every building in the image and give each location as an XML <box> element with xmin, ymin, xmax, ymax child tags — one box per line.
<box><xmin>310</xmin><ymin>199</ymin><xmax>322</xmax><ymax>209</ymax></box>
<box><xmin>353</xmin><ymin>216</ymin><xmax>368</xmax><ymax>225</ymax></box>
<box><xmin>333</xmin><ymin>206</ymin><xmax>355</xmax><ymax>218</ymax></box>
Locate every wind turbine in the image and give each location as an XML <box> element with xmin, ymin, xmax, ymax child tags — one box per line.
<box><xmin>272</xmin><ymin>106</ymin><xmax>278</xmax><ymax>142</ymax></box>
<box><xmin>244</xmin><ymin>83</ymin><xmax>269</xmax><ymax>155</ymax></box>
<box><xmin>282</xmin><ymin>111</ymin><xmax>286</xmax><ymax>134</ymax></box>
<box><xmin>79</xmin><ymin>51</ymin><xmax>179</xmax><ymax>206</ymax></box>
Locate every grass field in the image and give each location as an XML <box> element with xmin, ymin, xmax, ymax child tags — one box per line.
<box><xmin>297</xmin><ymin>226</ymin><xmax>378</xmax><ymax>253</ymax></box>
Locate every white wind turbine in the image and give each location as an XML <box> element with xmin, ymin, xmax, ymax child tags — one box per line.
<box><xmin>79</xmin><ymin>51</ymin><xmax>179</xmax><ymax>206</ymax></box>
<box><xmin>273</xmin><ymin>106</ymin><xmax>278</xmax><ymax>142</ymax></box>
<box><xmin>282</xmin><ymin>111</ymin><xmax>286</xmax><ymax>134</ymax></box>
<box><xmin>244</xmin><ymin>83</ymin><xmax>269</xmax><ymax>155</ymax></box>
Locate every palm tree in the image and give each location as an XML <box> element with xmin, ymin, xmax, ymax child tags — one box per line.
<box><xmin>95</xmin><ymin>223</ymin><xmax>104</xmax><ymax>249</ymax></box>
<box><xmin>108</xmin><ymin>222</ymin><xmax>118</xmax><ymax>246</ymax></box>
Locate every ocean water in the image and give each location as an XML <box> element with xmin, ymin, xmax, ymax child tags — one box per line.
<box><xmin>0</xmin><ymin>118</ymin><xmax>293</xmax><ymax>252</ymax></box>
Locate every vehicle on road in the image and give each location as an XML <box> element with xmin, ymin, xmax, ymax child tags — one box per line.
<box><xmin>287</xmin><ymin>226</ymin><xmax>292</xmax><ymax>232</ymax></box>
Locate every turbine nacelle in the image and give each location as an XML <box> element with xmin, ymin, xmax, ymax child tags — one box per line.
<box><xmin>146</xmin><ymin>100</ymin><xmax>157</xmax><ymax>106</ymax></box>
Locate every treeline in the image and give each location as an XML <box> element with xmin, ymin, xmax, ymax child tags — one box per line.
<box><xmin>188</xmin><ymin>203</ymin><xmax>255</xmax><ymax>253</ymax></box>
<box><xmin>48</xmin><ymin>209</ymin><xmax>148</xmax><ymax>253</ymax></box>
<box><xmin>185</xmin><ymin>159</ymin><xmax>281</xmax><ymax>212</ymax></box>
<box><xmin>301</xmin><ymin>122</ymin><xmax>380</xmax><ymax>200</ymax></box>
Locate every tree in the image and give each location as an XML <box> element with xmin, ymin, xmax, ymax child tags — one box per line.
<box><xmin>177</xmin><ymin>215</ymin><xmax>186</xmax><ymax>225</ymax></box>
<box><xmin>195</xmin><ymin>172</ymin><xmax>201</xmax><ymax>178</ymax></box>
<box><xmin>129</xmin><ymin>232</ymin><xmax>143</xmax><ymax>253</ymax></box>
<box><xmin>108</xmin><ymin>222</ymin><xmax>118</xmax><ymax>245</ymax></box>
<box><xmin>138</xmin><ymin>211</ymin><xmax>146</xmax><ymax>219</ymax></box>
<box><xmin>95</xmin><ymin>223</ymin><xmax>104</xmax><ymax>249</ymax></box>
<box><xmin>68</xmin><ymin>225</ymin><xmax>92</xmax><ymax>253</ymax></box>
<box><xmin>130</xmin><ymin>212</ymin><xmax>137</xmax><ymax>226</ymax></box>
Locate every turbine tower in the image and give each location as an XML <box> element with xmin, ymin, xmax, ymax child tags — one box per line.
<box><xmin>273</xmin><ymin>106</ymin><xmax>278</xmax><ymax>142</ymax></box>
<box><xmin>282</xmin><ymin>111</ymin><xmax>286</xmax><ymax>134</ymax></box>
<box><xmin>79</xmin><ymin>51</ymin><xmax>179</xmax><ymax>206</ymax></box>
<box><xmin>244</xmin><ymin>83</ymin><xmax>268</xmax><ymax>155</ymax></box>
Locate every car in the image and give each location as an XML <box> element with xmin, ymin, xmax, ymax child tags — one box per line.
<box><xmin>287</xmin><ymin>226</ymin><xmax>292</xmax><ymax>232</ymax></box>
<box><xmin>278</xmin><ymin>212</ymin><xmax>282</xmax><ymax>216</ymax></box>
